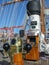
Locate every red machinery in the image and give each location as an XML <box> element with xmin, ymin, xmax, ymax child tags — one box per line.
<box><xmin>0</xmin><ymin>26</ymin><xmax>24</xmax><ymax>37</ymax></box>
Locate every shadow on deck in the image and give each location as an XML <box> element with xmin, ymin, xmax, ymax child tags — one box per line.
<box><xmin>0</xmin><ymin>57</ymin><xmax>49</xmax><ymax>65</ymax></box>
<box><xmin>0</xmin><ymin>60</ymin><xmax>10</xmax><ymax>65</ymax></box>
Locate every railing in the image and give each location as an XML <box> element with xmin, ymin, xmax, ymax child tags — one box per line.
<box><xmin>0</xmin><ymin>0</ymin><xmax>24</xmax><ymax>6</ymax></box>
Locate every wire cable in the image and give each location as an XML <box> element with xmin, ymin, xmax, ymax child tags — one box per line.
<box><xmin>9</xmin><ymin>3</ymin><xmax>17</xmax><ymax>27</ymax></box>
<box><xmin>6</xmin><ymin>4</ymin><xmax>14</xmax><ymax>27</ymax></box>
<box><xmin>0</xmin><ymin>0</ymin><xmax>5</xmax><ymax>28</ymax></box>
<box><xmin>10</xmin><ymin>3</ymin><xmax>19</xmax><ymax>27</ymax></box>
<box><xmin>17</xmin><ymin>2</ymin><xmax>25</xmax><ymax>26</ymax></box>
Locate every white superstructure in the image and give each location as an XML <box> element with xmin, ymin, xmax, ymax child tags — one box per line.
<box><xmin>29</xmin><ymin>15</ymin><xmax>41</xmax><ymax>35</ymax></box>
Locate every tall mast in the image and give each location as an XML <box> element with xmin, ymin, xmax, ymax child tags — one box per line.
<box><xmin>41</xmin><ymin>0</ymin><xmax>46</xmax><ymax>34</ymax></box>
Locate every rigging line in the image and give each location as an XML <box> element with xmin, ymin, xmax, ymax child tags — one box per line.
<box><xmin>1</xmin><ymin>0</ymin><xmax>9</xmax><ymax>28</ymax></box>
<box><xmin>13</xmin><ymin>3</ymin><xmax>20</xmax><ymax>33</ymax></box>
<box><xmin>2</xmin><ymin>0</ymin><xmax>12</xmax><ymax>26</ymax></box>
<box><xmin>14</xmin><ymin>3</ymin><xmax>22</xmax><ymax>33</ymax></box>
<box><xmin>1</xmin><ymin>3</ymin><xmax>7</xmax><ymax>27</ymax></box>
<box><xmin>4</xmin><ymin>6</ymin><xmax>9</xmax><ymax>27</ymax></box>
<box><xmin>10</xmin><ymin>4</ymin><xmax>15</xmax><ymax>26</ymax></box>
<box><xmin>15</xmin><ymin>3</ymin><xmax>22</xmax><ymax>26</ymax></box>
<box><xmin>15</xmin><ymin>2</ymin><xmax>25</xmax><ymax>33</ymax></box>
<box><xmin>7</xmin><ymin>5</ymin><xmax>15</xmax><ymax>27</ymax></box>
<box><xmin>18</xmin><ymin>2</ymin><xmax>25</xmax><ymax>26</ymax></box>
<box><xmin>22</xmin><ymin>13</ymin><xmax>30</xmax><ymax>30</ymax></box>
<box><xmin>3</xmin><ymin>0</ymin><xmax>14</xmax><ymax>27</ymax></box>
<box><xmin>21</xmin><ymin>2</ymin><xmax>27</xmax><ymax>26</ymax></box>
<box><xmin>14</xmin><ymin>3</ymin><xmax>20</xmax><ymax>26</ymax></box>
<box><xmin>0</xmin><ymin>0</ymin><xmax>5</xmax><ymax>33</ymax></box>
<box><xmin>4</xmin><ymin>0</ymin><xmax>9</xmax><ymax>27</ymax></box>
<box><xmin>10</xmin><ymin>3</ymin><xmax>19</xmax><ymax>27</ymax></box>
<box><xmin>21</xmin><ymin>10</ymin><xmax>26</xmax><ymax>26</ymax></box>
<box><xmin>0</xmin><ymin>0</ymin><xmax>5</xmax><ymax>27</ymax></box>
<box><xmin>22</xmin><ymin>7</ymin><xmax>33</xmax><ymax>30</ymax></box>
<box><xmin>11</xmin><ymin>0</ymin><xmax>16</xmax><ymax>24</ymax></box>
<box><xmin>9</xmin><ymin>3</ymin><xmax>17</xmax><ymax>27</ymax></box>
<box><xmin>12</xmin><ymin>3</ymin><xmax>19</xmax><ymax>26</ymax></box>
<box><xmin>16</xmin><ymin>2</ymin><xmax>25</xmax><ymax>26</ymax></box>
<box><xmin>7</xmin><ymin>4</ymin><xmax>15</xmax><ymax>27</ymax></box>
<box><xmin>24</xmin><ymin>9</ymin><xmax>36</xmax><ymax>29</ymax></box>
<box><xmin>6</xmin><ymin>4</ymin><xmax>13</xmax><ymax>27</ymax></box>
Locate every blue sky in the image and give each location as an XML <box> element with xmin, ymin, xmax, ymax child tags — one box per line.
<box><xmin>0</xmin><ymin>0</ymin><xmax>49</xmax><ymax>33</ymax></box>
<box><xmin>44</xmin><ymin>0</ymin><xmax>49</xmax><ymax>8</ymax></box>
<box><xmin>0</xmin><ymin>0</ymin><xmax>28</xmax><ymax>33</ymax></box>
<box><xmin>44</xmin><ymin>0</ymin><xmax>49</xmax><ymax>33</ymax></box>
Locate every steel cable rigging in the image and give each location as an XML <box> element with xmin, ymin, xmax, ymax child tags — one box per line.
<box><xmin>0</xmin><ymin>0</ymin><xmax>5</xmax><ymax>28</ymax></box>
<box><xmin>6</xmin><ymin>4</ymin><xmax>15</xmax><ymax>27</ymax></box>
<box><xmin>14</xmin><ymin>1</ymin><xmax>25</xmax><ymax>33</ymax></box>
<box><xmin>9</xmin><ymin>3</ymin><xmax>18</xmax><ymax>27</ymax></box>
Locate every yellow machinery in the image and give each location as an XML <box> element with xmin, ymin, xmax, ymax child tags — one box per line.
<box><xmin>3</xmin><ymin>38</ymin><xmax>23</xmax><ymax>65</ymax></box>
<box><xmin>10</xmin><ymin>38</ymin><xmax>23</xmax><ymax>65</ymax></box>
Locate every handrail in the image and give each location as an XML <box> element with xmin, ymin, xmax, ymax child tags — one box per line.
<box><xmin>0</xmin><ymin>26</ymin><xmax>24</xmax><ymax>30</ymax></box>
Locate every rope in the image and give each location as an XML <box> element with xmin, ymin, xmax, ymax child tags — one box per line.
<box><xmin>1</xmin><ymin>2</ymin><xmax>7</xmax><ymax>27</ymax></box>
<box><xmin>9</xmin><ymin>2</ymin><xmax>23</xmax><ymax>33</ymax></box>
<box><xmin>17</xmin><ymin>2</ymin><xmax>25</xmax><ymax>26</ymax></box>
<box><xmin>12</xmin><ymin>4</ymin><xmax>20</xmax><ymax>27</ymax></box>
<box><xmin>14</xmin><ymin>3</ymin><xmax>20</xmax><ymax>27</ymax></box>
<box><xmin>0</xmin><ymin>0</ymin><xmax>5</xmax><ymax>28</ymax></box>
<box><xmin>14</xmin><ymin>1</ymin><xmax>25</xmax><ymax>33</ymax></box>
<box><xmin>6</xmin><ymin>4</ymin><xmax>14</xmax><ymax>27</ymax></box>
<box><xmin>11</xmin><ymin>3</ymin><xmax>19</xmax><ymax>27</ymax></box>
<box><xmin>13</xmin><ymin>3</ymin><xmax>21</xmax><ymax>33</ymax></box>
<box><xmin>1</xmin><ymin>0</ymin><xmax>9</xmax><ymax>27</ymax></box>
<box><xmin>9</xmin><ymin>3</ymin><xmax>17</xmax><ymax>27</ymax></box>
<box><xmin>14</xmin><ymin>3</ymin><xmax>20</xmax><ymax>26</ymax></box>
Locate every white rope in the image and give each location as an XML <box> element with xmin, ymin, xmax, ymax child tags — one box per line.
<box><xmin>1</xmin><ymin>4</ymin><xmax>7</xmax><ymax>27</ymax></box>
<box><xmin>4</xmin><ymin>0</ymin><xmax>11</xmax><ymax>27</ymax></box>
<box><xmin>21</xmin><ymin>7</ymin><xmax>27</xmax><ymax>26</ymax></box>
<box><xmin>1</xmin><ymin>0</ymin><xmax>9</xmax><ymax>27</ymax></box>
<box><xmin>16</xmin><ymin>2</ymin><xmax>25</xmax><ymax>26</ymax></box>
<box><xmin>10</xmin><ymin>3</ymin><xmax>19</xmax><ymax>27</ymax></box>
<box><xmin>6</xmin><ymin>4</ymin><xmax>13</xmax><ymax>27</ymax></box>
<box><xmin>9</xmin><ymin>3</ymin><xmax>17</xmax><ymax>27</ymax></box>
<box><xmin>0</xmin><ymin>0</ymin><xmax>5</xmax><ymax>27</ymax></box>
<box><xmin>14</xmin><ymin>2</ymin><xmax>25</xmax><ymax>33</ymax></box>
<box><xmin>6</xmin><ymin>0</ymin><xmax>15</xmax><ymax>27</ymax></box>
<box><xmin>14</xmin><ymin>3</ymin><xmax>20</xmax><ymax>27</ymax></box>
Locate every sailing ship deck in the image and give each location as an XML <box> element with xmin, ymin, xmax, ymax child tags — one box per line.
<box><xmin>0</xmin><ymin>52</ymin><xmax>49</xmax><ymax>65</ymax></box>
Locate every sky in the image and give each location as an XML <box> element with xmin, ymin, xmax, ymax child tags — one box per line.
<box><xmin>0</xmin><ymin>0</ymin><xmax>28</xmax><ymax>33</ymax></box>
<box><xmin>44</xmin><ymin>0</ymin><xmax>49</xmax><ymax>33</ymax></box>
<box><xmin>0</xmin><ymin>0</ymin><xmax>49</xmax><ymax>33</ymax></box>
<box><xmin>44</xmin><ymin>0</ymin><xmax>49</xmax><ymax>8</ymax></box>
